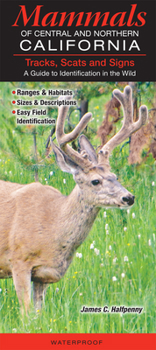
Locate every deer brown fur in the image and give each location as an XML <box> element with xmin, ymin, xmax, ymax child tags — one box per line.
<box><xmin>0</xmin><ymin>86</ymin><xmax>148</xmax><ymax>313</ymax></box>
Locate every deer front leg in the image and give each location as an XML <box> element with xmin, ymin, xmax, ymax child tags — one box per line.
<box><xmin>33</xmin><ymin>282</ymin><xmax>48</xmax><ymax>310</ymax></box>
<box><xmin>12</xmin><ymin>263</ymin><xmax>31</xmax><ymax>315</ymax></box>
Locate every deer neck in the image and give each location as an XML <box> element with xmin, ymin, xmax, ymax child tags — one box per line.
<box><xmin>62</xmin><ymin>185</ymin><xmax>100</xmax><ymax>245</ymax></box>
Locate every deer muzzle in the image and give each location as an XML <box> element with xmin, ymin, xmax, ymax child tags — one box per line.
<box><xmin>122</xmin><ymin>195</ymin><xmax>135</xmax><ymax>206</ymax></box>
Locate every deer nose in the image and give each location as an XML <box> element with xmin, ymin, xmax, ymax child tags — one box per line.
<box><xmin>122</xmin><ymin>195</ymin><xmax>135</xmax><ymax>206</ymax></box>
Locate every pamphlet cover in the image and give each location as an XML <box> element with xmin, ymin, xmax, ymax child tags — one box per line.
<box><xmin>0</xmin><ymin>1</ymin><xmax>156</xmax><ymax>349</ymax></box>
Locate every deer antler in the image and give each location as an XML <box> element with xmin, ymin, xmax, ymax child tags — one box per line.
<box><xmin>98</xmin><ymin>85</ymin><xmax>148</xmax><ymax>165</ymax></box>
<box><xmin>54</xmin><ymin>98</ymin><xmax>93</xmax><ymax>169</ymax></box>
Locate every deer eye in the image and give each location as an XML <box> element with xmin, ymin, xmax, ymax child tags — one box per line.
<box><xmin>91</xmin><ymin>179</ymin><xmax>100</xmax><ymax>186</ymax></box>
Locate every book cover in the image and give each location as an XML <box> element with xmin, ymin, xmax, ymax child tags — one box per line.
<box><xmin>0</xmin><ymin>1</ymin><xmax>156</xmax><ymax>349</ymax></box>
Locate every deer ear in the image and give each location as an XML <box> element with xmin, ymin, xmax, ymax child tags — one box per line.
<box><xmin>51</xmin><ymin>141</ymin><xmax>80</xmax><ymax>174</ymax></box>
<box><xmin>79</xmin><ymin>135</ymin><xmax>98</xmax><ymax>164</ymax></box>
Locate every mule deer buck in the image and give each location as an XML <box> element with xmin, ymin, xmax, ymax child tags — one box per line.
<box><xmin>0</xmin><ymin>86</ymin><xmax>147</xmax><ymax>313</ymax></box>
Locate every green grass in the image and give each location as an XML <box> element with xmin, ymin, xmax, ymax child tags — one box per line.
<box><xmin>0</xmin><ymin>85</ymin><xmax>156</xmax><ymax>333</ymax></box>
<box><xmin>0</xmin><ymin>156</ymin><xmax>155</xmax><ymax>333</ymax></box>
